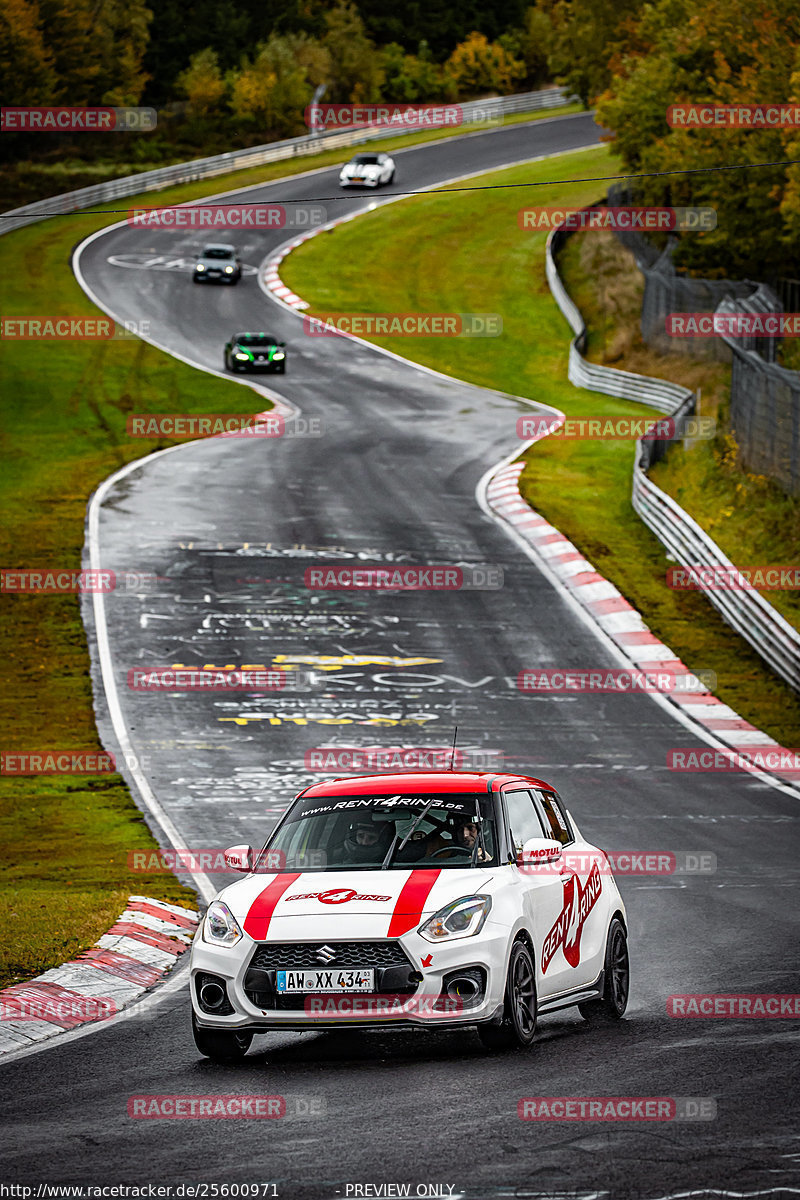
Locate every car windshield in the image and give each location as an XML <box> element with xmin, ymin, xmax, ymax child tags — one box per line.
<box><xmin>236</xmin><ymin>334</ymin><xmax>276</xmax><ymax>346</ymax></box>
<box><xmin>352</xmin><ymin>155</ymin><xmax>380</xmax><ymax>165</ymax></box>
<box><xmin>203</xmin><ymin>247</ymin><xmax>234</xmax><ymax>259</ymax></box>
<box><xmin>257</xmin><ymin>793</ymin><xmax>498</xmax><ymax>871</ymax></box>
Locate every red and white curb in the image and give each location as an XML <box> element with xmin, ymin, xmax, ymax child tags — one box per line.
<box><xmin>0</xmin><ymin>896</ymin><xmax>198</xmax><ymax>1054</ymax></box>
<box><xmin>485</xmin><ymin>459</ymin><xmax>798</xmax><ymax>788</ymax></box>
<box><xmin>263</xmin><ymin>237</ymin><xmax>314</xmax><ymax>309</ymax></box>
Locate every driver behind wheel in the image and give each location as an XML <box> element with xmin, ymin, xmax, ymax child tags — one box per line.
<box><xmin>342</xmin><ymin>818</ymin><xmax>393</xmax><ymax>864</ymax></box>
<box><xmin>450</xmin><ymin>818</ymin><xmax>490</xmax><ymax>861</ymax></box>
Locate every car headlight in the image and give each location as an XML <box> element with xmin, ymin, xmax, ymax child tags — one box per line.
<box><xmin>419</xmin><ymin>895</ymin><xmax>492</xmax><ymax>942</ymax></box>
<box><xmin>272</xmin><ymin>351</ymin><xmax>285</xmax><ymax>360</ymax></box>
<box><xmin>196</xmin><ymin>264</ymin><xmax>205</xmax><ymax>271</ymax></box>
<box><xmin>202</xmin><ymin>901</ymin><xmax>243</xmax><ymax>946</ymax></box>
<box><xmin>234</xmin><ymin>352</ymin><xmax>250</xmax><ymax>361</ymax></box>
<box><xmin>224</xmin><ymin>266</ymin><xmax>234</xmax><ymax>273</ymax></box>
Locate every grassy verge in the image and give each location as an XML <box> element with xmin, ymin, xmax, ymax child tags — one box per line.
<box><xmin>281</xmin><ymin>144</ymin><xmax>800</xmax><ymax>746</ymax></box>
<box><xmin>0</xmin><ymin>109</ymin><xmax>585</xmax><ymax>988</ymax></box>
<box><xmin>558</xmin><ymin>230</ymin><xmax>800</xmax><ymax>632</ymax></box>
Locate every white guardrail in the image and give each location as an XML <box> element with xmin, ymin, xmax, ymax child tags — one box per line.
<box><xmin>545</xmin><ymin>223</ymin><xmax>800</xmax><ymax>694</ymax></box>
<box><xmin>0</xmin><ymin>88</ymin><xmax>575</xmax><ymax>236</ymax></box>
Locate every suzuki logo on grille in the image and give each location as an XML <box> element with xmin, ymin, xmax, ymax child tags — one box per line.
<box><xmin>316</xmin><ymin>945</ymin><xmax>336</xmax><ymax>964</ymax></box>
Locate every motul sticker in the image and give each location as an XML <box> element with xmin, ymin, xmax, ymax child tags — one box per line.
<box><xmin>285</xmin><ymin>888</ymin><xmax>392</xmax><ymax>904</ymax></box>
<box><xmin>542</xmin><ymin>863</ymin><xmax>602</xmax><ymax>973</ymax></box>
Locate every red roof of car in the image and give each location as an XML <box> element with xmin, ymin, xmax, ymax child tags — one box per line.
<box><xmin>299</xmin><ymin>771</ymin><xmax>555</xmax><ymax>797</ymax></box>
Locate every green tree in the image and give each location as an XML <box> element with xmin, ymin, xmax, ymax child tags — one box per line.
<box><xmin>229</xmin><ymin>35</ymin><xmax>312</xmax><ymax>134</ymax></box>
<box><xmin>322</xmin><ymin>1</ymin><xmax>383</xmax><ymax>102</ymax></box>
<box><xmin>34</xmin><ymin>0</ymin><xmax>151</xmax><ymax>104</ymax></box>
<box><xmin>548</xmin><ymin>0</ymin><xmax>640</xmax><ymax>105</ymax></box>
<box><xmin>443</xmin><ymin>31</ymin><xmax>525</xmax><ymax>95</ymax></box>
<box><xmin>594</xmin><ymin>0</ymin><xmax>800</xmax><ymax>279</ymax></box>
<box><xmin>499</xmin><ymin>6</ymin><xmax>554</xmax><ymax>90</ymax></box>
<box><xmin>0</xmin><ymin>0</ymin><xmax>56</xmax><ymax>105</ymax></box>
<box><xmin>176</xmin><ymin>48</ymin><xmax>227</xmax><ymax>116</ymax></box>
<box><xmin>381</xmin><ymin>40</ymin><xmax>443</xmax><ymax>100</ymax></box>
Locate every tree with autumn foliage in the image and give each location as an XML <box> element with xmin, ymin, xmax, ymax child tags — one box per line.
<box><xmin>443</xmin><ymin>31</ymin><xmax>525</xmax><ymax>96</ymax></box>
<box><xmin>593</xmin><ymin>0</ymin><xmax>800</xmax><ymax>279</ymax></box>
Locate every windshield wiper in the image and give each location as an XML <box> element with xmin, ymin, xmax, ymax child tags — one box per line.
<box><xmin>381</xmin><ymin>798</ymin><xmax>436</xmax><ymax>869</ymax></box>
<box><xmin>470</xmin><ymin>802</ymin><xmax>487</xmax><ymax>867</ymax></box>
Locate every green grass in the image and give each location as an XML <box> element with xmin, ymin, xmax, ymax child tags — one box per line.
<box><xmin>0</xmin><ymin>104</ymin><xmax>583</xmax><ymax>989</ymax></box>
<box><xmin>558</xmin><ymin>229</ymin><xmax>800</xmax><ymax>631</ymax></box>
<box><xmin>281</xmin><ymin>144</ymin><xmax>800</xmax><ymax>747</ymax></box>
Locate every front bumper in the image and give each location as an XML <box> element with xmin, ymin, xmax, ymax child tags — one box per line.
<box><xmin>190</xmin><ymin>924</ymin><xmax>509</xmax><ymax>1031</ymax></box>
<box><xmin>230</xmin><ymin>359</ymin><xmax>284</xmax><ymax>372</ymax></box>
<box><xmin>339</xmin><ymin>177</ymin><xmax>380</xmax><ymax>188</ymax></box>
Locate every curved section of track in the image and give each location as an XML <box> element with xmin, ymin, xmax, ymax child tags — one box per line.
<box><xmin>2</xmin><ymin>113</ymin><xmax>797</xmax><ymax>1199</ymax></box>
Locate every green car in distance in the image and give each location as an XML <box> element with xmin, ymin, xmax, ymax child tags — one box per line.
<box><xmin>224</xmin><ymin>332</ymin><xmax>287</xmax><ymax>374</ymax></box>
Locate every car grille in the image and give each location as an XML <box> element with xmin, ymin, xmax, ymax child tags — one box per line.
<box><xmin>245</xmin><ymin>941</ymin><xmax>418</xmax><ymax>1011</ymax></box>
<box><xmin>249</xmin><ymin>941</ymin><xmax>411</xmax><ymax>971</ymax></box>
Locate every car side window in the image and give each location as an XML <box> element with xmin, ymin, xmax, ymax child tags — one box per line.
<box><xmin>534</xmin><ymin>790</ymin><xmax>573</xmax><ymax>847</ymax></box>
<box><xmin>504</xmin><ymin>789</ymin><xmax>546</xmax><ymax>856</ymax></box>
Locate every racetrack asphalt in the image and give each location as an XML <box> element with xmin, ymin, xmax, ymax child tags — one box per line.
<box><xmin>1</xmin><ymin>111</ymin><xmax>797</xmax><ymax>1199</ymax></box>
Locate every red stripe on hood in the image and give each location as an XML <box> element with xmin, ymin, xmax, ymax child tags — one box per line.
<box><xmin>387</xmin><ymin>869</ymin><xmax>441</xmax><ymax>937</ymax></box>
<box><xmin>243</xmin><ymin>873</ymin><xmax>301</xmax><ymax>940</ymax></box>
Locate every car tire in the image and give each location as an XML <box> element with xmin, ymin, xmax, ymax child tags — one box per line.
<box><xmin>192</xmin><ymin>1013</ymin><xmax>253</xmax><ymax>1062</ymax></box>
<box><xmin>387</xmin><ymin>170</ymin><xmax>395</xmax><ymax>185</ymax></box>
<box><xmin>193</xmin><ymin>276</ymin><xmax>201</xmax><ymax>284</ymax></box>
<box><xmin>579</xmin><ymin>918</ymin><xmax>629</xmax><ymax>1022</ymax></box>
<box><xmin>276</xmin><ymin>363</ymin><xmax>286</xmax><ymax>374</ymax></box>
<box><xmin>477</xmin><ymin>939</ymin><xmax>537</xmax><ymax>1050</ymax></box>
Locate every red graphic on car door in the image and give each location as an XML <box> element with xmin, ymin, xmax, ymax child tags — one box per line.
<box><xmin>541</xmin><ymin>862</ymin><xmax>602</xmax><ymax>973</ymax></box>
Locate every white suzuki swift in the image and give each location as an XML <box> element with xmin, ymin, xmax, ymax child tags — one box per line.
<box><xmin>190</xmin><ymin>772</ymin><xmax>629</xmax><ymax>1060</ymax></box>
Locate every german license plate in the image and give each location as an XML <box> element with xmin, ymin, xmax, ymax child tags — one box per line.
<box><xmin>276</xmin><ymin>969</ymin><xmax>374</xmax><ymax>993</ymax></box>
<box><xmin>352</xmin><ymin>177</ymin><xmax>364</xmax><ymax>183</ymax></box>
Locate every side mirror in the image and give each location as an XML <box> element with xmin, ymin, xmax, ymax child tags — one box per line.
<box><xmin>224</xmin><ymin>844</ymin><xmax>253</xmax><ymax>872</ymax></box>
<box><xmin>279</xmin><ymin>342</ymin><xmax>286</xmax><ymax>347</ymax></box>
<box><xmin>517</xmin><ymin>837</ymin><xmax>562</xmax><ymax>869</ymax></box>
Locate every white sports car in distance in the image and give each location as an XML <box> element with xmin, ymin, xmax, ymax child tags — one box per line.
<box><xmin>190</xmin><ymin>770</ymin><xmax>629</xmax><ymax>1060</ymax></box>
<box><xmin>338</xmin><ymin>153</ymin><xmax>395</xmax><ymax>188</ymax></box>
